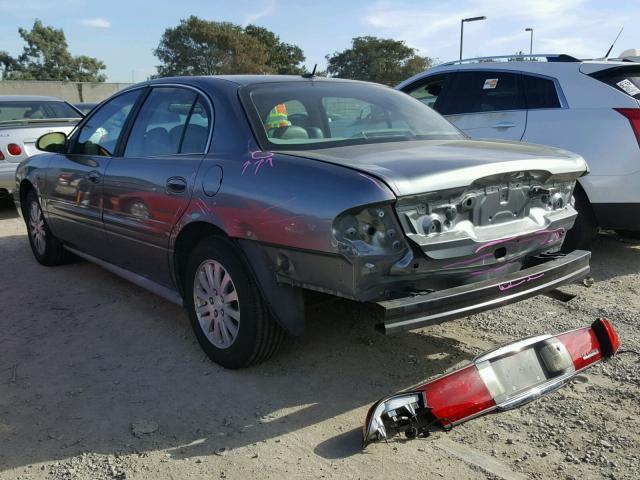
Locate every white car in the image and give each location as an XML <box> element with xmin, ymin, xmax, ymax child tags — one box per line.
<box><xmin>397</xmin><ymin>54</ymin><xmax>640</xmax><ymax>248</ymax></box>
<box><xmin>0</xmin><ymin>95</ymin><xmax>82</xmax><ymax>200</ymax></box>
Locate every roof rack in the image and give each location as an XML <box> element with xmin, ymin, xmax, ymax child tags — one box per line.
<box><xmin>438</xmin><ymin>54</ymin><xmax>580</xmax><ymax>67</ymax></box>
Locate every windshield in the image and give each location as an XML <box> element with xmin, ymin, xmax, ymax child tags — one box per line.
<box><xmin>0</xmin><ymin>100</ymin><xmax>81</xmax><ymax>123</ymax></box>
<box><xmin>241</xmin><ymin>81</ymin><xmax>463</xmax><ymax>150</ymax></box>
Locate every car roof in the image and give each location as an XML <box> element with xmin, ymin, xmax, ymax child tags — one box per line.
<box><xmin>396</xmin><ymin>55</ymin><xmax>636</xmax><ymax>89</ymax></box>
<box><xmin>0</xmin><ymin>95</ymin><xmax>68</xmax><ymax>102</ymax></box>
<box><xmin>143</xmin><ymin>74</ymin><xmax>378</xmax><ymax>87</ymax></box>
<box><xmin>416</xmin><ymin>56</ymin><xmax>633</xmax><ymax>75</ymax></box>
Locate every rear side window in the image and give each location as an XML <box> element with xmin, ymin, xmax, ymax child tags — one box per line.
<box><xmin>180</xmin><ymin>96</ymin><xmax>211</xmax><ymax>154</ymax></box>
<box><xmin>439</xmin><ymin>71</ymin><xmax>525</xmax><ymax>115</ymax></box>
<box><xmin>523</xmin><ymin>75</ymin><xmax>561</xmax><ymax>109</ymax></box>
<box><xmin>124</xmin><ymin>87</ymin><xmax>210</xmax><ymax>157</ymax></box>
<box><xmin>590</xmin><ymin>66</ymin><xmax>640</xmax><ymax>100</ymax></box>
<box><xmin>402</xmin><ymin>74</ymin><xmax>450</xmax><ymax>110</ymax></box>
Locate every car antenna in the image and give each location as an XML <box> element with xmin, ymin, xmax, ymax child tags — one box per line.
<box><xmin>603</xmin><ymin>26</ymin><xmax>624</xmax><ymax>59</ymax></box>
<box><xmin>302</xmin><ymin>64</ymin><xmax>317</xmax><ymax>79</ymax></box>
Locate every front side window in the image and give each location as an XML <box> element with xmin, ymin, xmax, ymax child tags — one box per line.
<box><xmin>403</xmin><ymin>74</ymin><xmax>450</xmax><ymax>110</ymax></box>
<box><xmin>441</xmin><ymin>71</ymin><xmax>525</xmax><ymax>115</ymax></box>
<box><xmin>73</xmin><ymin>90</ymin><xmax>141</xmax><ymax>156</ymax></box>
<box><xmin>523</xmin><ymin>75</ymin><xmax>561</xmax><ymax>109</ymax></box>
<box><xmin>124</xmin><ymin>87</ymin><xmax>206</xmax><ymax>157</ymax></box>
<box><xmin>241</xmin><ymin>81</ymin><xmax>463</xmax><ymax>150</ymax></box>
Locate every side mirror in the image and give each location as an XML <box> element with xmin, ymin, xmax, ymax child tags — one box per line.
<box><xmin>36</xmin><ymin>132</ymin><xmax>68</xmax><ymax>153</ymax></box>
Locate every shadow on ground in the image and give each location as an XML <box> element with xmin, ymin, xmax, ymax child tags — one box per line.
<box><xmin>0</xmin><ymin>229</ymin><xmax>472</xmax><ymax>471</ymax></box>
<box><xmin>0</xmin><ymin>202</ymin><xmax>18</xmax><ymax>220</ymax></box>
<box><xmin>588</xmin><ymin>231</ymin><xmax>640</xmax><ymax>282</ymax></box>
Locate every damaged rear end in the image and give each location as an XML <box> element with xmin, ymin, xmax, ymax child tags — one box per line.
<box><xmin>362</xmin><ymin>318</ymin><xmax>620</xmax><ymax>447</ymax></box>
<box><xmin>320</xmin><ymin>140</ymin><xmax>590</xmax><ymax>332</ymax></box>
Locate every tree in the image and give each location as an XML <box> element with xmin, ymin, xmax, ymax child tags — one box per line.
<box><xmin>244</xmin><ymin>24</ymin><xmax>305</xmax><ymax>74</ymax></box>
<box><xmin>2</xmin><ymin>20</ymin><xmax>106</xmax><ymax>82</ymax></box>
<box><xmin>0</xmin><ymin>51</ymin><xmax>19</xmax><ymax>80</ymax></box>
<box><xmin>326</xmin><ymin>36</ymin><xmax>433</xmax><ymax>86</ymax></box>
<box><xmin>154</xmin><ymin>17</ymin><xmax>306</xmax><ymax>77</ymax></box>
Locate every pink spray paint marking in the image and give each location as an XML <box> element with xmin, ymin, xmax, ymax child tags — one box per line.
<box><xmin>474</xmin><ymin>228</ymin><xmax>566</xmax><ymax>254</ymax></box>
<box><xmin>498</xmin><ymin>272</ymin><xmax>545</xmax><ymax>292</ymax></box>
<box><xmin>242</xmin><ymin>150</ymin><xmax>275</xmax><ymax>176</ymax></box>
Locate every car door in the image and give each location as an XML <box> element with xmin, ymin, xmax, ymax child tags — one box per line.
<box><xmin>45</xmin><ymin>89</ymin><xmax>143</xmax><ymax>258</ymax></box>
<box><xmin>437</xmin><ymin>70</ymin><xmax>527</xmax><ymax>141</ymax></box>
<box><xmin>101</xmin><ymin>86</ymin><xmax>211</xmax><ymax>287</ymax></box>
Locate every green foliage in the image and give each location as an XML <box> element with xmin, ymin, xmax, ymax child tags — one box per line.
<box><xmin>326</xmin><ymin>36</ymin><xmax>433</xmax><ymax>86</ymax></box>
<box><xmin>154</xmin><ymin>16</ymin><xmax>306</xmax><ymax>77</ymax></box>
<box><xmin>244</xmin><ymin>24</ymin><xmax>305</xmax><ymax>74</ymax></box>
<box><xmin>1</xmin><ymin>20</ymin><xmax>106</xmax><ymax>82</ymax></box>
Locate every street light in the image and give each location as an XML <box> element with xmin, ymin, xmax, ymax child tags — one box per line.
<box><xmin>525</xmin><ymin>28</ymin><xmax>534</xmax><ymax>55</ymax></box>
<box><xmin>460</xmin><ymin>16</ymin><xmax>487</xmax><ymax>60</ymax></box>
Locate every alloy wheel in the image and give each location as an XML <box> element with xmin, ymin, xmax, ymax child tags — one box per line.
<box><xmin>193</xmin><ymin>259</ymin><xmax>241</xmax><ymax>349</ymax></box>
<box><xmin>29</xmin><ymin>200</ymin><xmax>46</xmax><ymax>255</ymax></box>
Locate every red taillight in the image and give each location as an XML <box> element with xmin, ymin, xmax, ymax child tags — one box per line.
<box><xmin>7</xmin><ymin>143</ymin><xmax>22</xmax><ymax>156</ymax></box>
<box><xmin>0</xmin><ymin>149</ymin><xmax>4</xmax><ymax>160</ymax></box>
<box><xmin>591</xmin><ymin>317</ymin><xmax>620</xmax><ymax>357</ymax></box>
<box><xmin>615</xmin><ymin>108</ymin><xmax>640</xmax><ymax>147</ymax></box>
<box><xmin>424</xmin><ymin>365</ymin><xmax>495</xmax><ymax>425</ymax></box>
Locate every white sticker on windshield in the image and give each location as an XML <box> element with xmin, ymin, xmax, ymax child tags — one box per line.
<box><xmin>616</xmin><ymin>79</ymin><xmax>640</xmax><ymax>96</ymax></box>
<box><xmin>483</xmin><ymin>78</ymin><xmax>499</xmax><ymax>89</ymax></box>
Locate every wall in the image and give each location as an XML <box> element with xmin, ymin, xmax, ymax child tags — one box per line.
<box><xmin>0</xmin><ymin>81</ymin><xmax>134</xmax><ymax>103</ymax></box>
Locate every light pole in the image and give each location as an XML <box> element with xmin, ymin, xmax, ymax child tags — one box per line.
<box><xmin>460</xmin><ymin>16</ymin><xmax>487</xmax><ymax>60</ymax></box>
<box><xmin>525</xmin><ymin>28</ymin><xmax>534</xmax><ymax>55</ymax></box>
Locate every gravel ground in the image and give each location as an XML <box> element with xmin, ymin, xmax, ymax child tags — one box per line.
<box><xmin>0</xmin><ymin>202</ymin><xmax>638</xmax><ymax>480</ymax></box>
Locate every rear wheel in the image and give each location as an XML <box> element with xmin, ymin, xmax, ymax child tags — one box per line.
<box><xmin>25</xmin><ymin>190</ymin><xmax>68</xmax><ymax>266</ymax></box>
<box><xmin>562</xmin><ymin>187</ymin><xmax>597</xmax><ymax>252</ymax></box>
<box><xmin>184</xmin><ymin>236</ymin><xmax>285</xmax><ymax>369</ymax></box>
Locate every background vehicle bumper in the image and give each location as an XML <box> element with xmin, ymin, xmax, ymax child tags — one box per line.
<box><xmin>374</xmin><ymin>250</ymin><xmax>591</xmax><ymax>334</ymax></box>
<box><xmin>0</xmin><ymin>162</ymin><xmax>18</xmax><ymax>194</ymax></box>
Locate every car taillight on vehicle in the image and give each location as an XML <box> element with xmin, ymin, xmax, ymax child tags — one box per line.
<box><xmin>0</xmin><ymin>149</ymin><xmax>4</xmax><ymax>160</ymax></box>
<box><xmin>7</xmin><ymin>143</ymin><xmax>22</xmax><ymax>156</ymax></box>
<box><xmin>362</xmin><ymin>318</ymin><xmax>619</xmax><ymax>447</ymax></box>
<box><xmin>614</xmin><ymin>108</ymin><xmax>640</xmax><ymax>147</ymax></box>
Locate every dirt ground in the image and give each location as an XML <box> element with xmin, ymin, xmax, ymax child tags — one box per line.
<box><xmin>1</xmin><ymin>201</ymin><xmax>638</xmax><ymax>480</ymax></box>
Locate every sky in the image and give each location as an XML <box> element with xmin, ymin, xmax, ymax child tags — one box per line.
<box><xmin>1</xmin><ymin>0</ymin><xmax>639</xmax><ymax>83</ymax></box>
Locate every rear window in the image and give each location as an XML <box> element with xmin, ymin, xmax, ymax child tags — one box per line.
<box><xmin>590</xmin><ymin>66</ymin><xmax>640</xmax><ymax>99</ymax></box>
<box><xmin>240</xmin><ymin>81</ymin><xmax>463</xmax><ymax>151</ymax></box>
<box><xmin>0</xmin><ymin>101</ymin><xmax>81</xmax><ymax>123</ymax></box>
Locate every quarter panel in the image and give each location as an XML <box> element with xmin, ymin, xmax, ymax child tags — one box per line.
<box><xmin>522</xmin><ymin>108</ymin><xmax>640</xmax><ymax>203</ymax></box>
<box><xmin>172</xmin><ymin>151</ymin><xmax>396</xmax><ymax>254</ymax></box>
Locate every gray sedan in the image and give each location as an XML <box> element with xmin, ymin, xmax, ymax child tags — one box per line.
<box><xmin>14</xmin><ymin>75</ymin><xmax>589</xmax><ymax>368</ymax></box>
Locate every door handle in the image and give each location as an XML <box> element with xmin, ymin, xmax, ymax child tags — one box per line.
<box><xmin>87</xmin><ymin>171</ymin><xmax>101</xmax><ymax>184</ymax></box>
<box><xmin>166</xmin><ymin>177</ymin><xmax>187</xmax><ymax>194</ymax></box>
<box><xmin>490</xmin><ymin>121</ymin><xmax>516</xmax><ymax>129</ymax></box>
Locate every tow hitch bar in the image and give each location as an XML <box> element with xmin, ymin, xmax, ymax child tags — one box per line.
<box><xmin>362</xmin><ymin>318</ymin><xmax>620</xmax><ymax>448</ymax></box>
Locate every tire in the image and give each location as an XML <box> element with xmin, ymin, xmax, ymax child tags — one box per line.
<box><xmin>184</xmin><ymin>236</ymin><xmax>285</xmax><ymax>369</ymax></box>
<box><xmin>562</xmin><ymin>187</ymin><xmax>597</xmax><ymax>252</ymax></box>
<box><xmin>24</xmin><ymin>190</ymin><xmax>69</xmax><ymax>266</ymax></box>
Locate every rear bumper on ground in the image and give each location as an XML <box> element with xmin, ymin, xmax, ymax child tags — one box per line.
<box><xmin>374</xmin><ymin>250</ymin><xmax>591</xmax><ymax>334</ymax></box>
